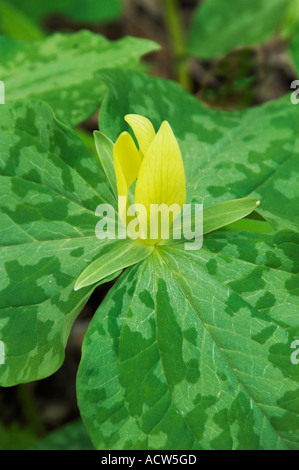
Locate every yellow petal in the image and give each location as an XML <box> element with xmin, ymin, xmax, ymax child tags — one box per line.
<box><xmin>135</xmin><ymin>121</ymin><xmax>186</xmax><ymax>235</ymax></box>
<box><xmin>113</xmin><ymin>132</ymin><xmax>142</xmax><ymax>223</ymax></box>
<box><xmin>124</xmin><ymin>114</ymin><xmax>156</xmax><ymax>158</ymax></box>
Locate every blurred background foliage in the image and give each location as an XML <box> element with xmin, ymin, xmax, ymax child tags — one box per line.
<box><xmin>0</xmin><ymin>0</ymin><xmax>298</xmax><ymax>111</ymax></box>
<box><xmin>0</xmin><ymin>0</ymin><xmax>298</xmax><ymax>450</ymax></box>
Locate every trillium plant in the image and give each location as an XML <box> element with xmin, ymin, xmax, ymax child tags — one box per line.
<box><xmin>1</xmin><ymin>0</ymin><xmax>299</xmax><ymax>451</ymax></box>
<box><xmin>76</xmin><ymin>114</ymin><xmax>252</xmax><ymax>292</ymax></box>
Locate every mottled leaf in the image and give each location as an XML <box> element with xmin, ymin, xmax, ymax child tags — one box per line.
<box><xmin>188</xmin><ymin>0</ymin><xmax>289</xmax><ymax>58</ymax></box>
<box><xmin>0</xmin><ymin>32</ymin><xmax>159</xmax><ymax>126</ymax></box>
<box><xmin>94</xmin><ymin>131</ymin><xmax>118</xmax><ymax>202</ymax></box>
<box><xmin>76</xmin><ymin>68</ymin><xmax>299</xmax><ymax>450</ymax></box>
<box><xmin>77</xmin><ymin>230</ymin><xmax>299</xmax><ymax>450</ymax></box>
<box><xmin>98</xmin><ymin>69</ymin><xmax>299</xmax><ymax>232</ymax></box>
<box><xmin>0</xmin><ymin>100</ymin><xmax>118</xmax><ymax>386</ymax></box>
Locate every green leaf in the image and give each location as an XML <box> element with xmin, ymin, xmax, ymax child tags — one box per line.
<box><xmin>33</xmin><ymin>420</ymin><xmax>94</xmax><ymax>450</ymax></box>
<box><xmin>76</xmin><ymin>129</ymin><xmax>96</xmax><ymax>157</ymax></box>
<box><xmin>76</xmin><ymin>69</ymin><xmax>299</xmax><ymax>450</ymax></box>
<box><xmin>94</xmin><ymin>131</ymin><xmax>118</xmax><ymax>203</ymax></box>
<box><xmin>0</xmin><ymin>32</ymin><xmax>159</xmax><ymax>126</ymax></box>
<box><xmin>0</xmin><ymin>99</ymin><xmax>119</xmax><ymax>386</ymax></box>
<box><xmin>223</xmin><ymin>218</ymin><xmax>275</xmax><ymax>233</ymax></box>
<box><xmin>281</xmin><ymin>0</ymin><xmax>299</xmax><ymax>39</ymax></box>
<box><xmin>188</xmin><ymin>0</ymin><xmax>289</xmax><ymax>58</ymax></box>
<box><xmin>98</xmin><ymin>69</ymin><xmax>299</xmax><ymax>232</ymax></box>
<box><xmin>0</xmin><ymin>0</ymin><xmax>44</xmax><ymax>41</ymax></box>
<box><xmin>8</xmin><ymin>0</ymin><xmax>122</xmax><ymax>24</ymax></box>
<box><xmin>203</xmin><ymin>197</ymin><xmax>261</xmax><ymax>234</ymax></box>
<box><xmin>168</xmin><ymin>198</ymin><xmax>261</xmax><ymax>244</ymax></box>
<box><xmin>75</xmin><ymin>240</ymin><xmax>154</xmax><ymax>291</ymax></box>
<box><xmin>290</xmin><ymin>26</ymin><xmax>299</xmax><ymax>74</ymax></box>
<box><xmin>0</xmin><ymin>422</ymin><xmax>37</xmax><ymax>450</ymax></box>
<box><xmin>77</xmin><ymin>230</ymin><xmax>299</xmax><ymax>450</ymax></box>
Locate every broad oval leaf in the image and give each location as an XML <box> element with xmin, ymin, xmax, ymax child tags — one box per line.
<box><xmin>0</xmin><ymin>100</ymin><xmax>119</xmax><ymax>386</ymax></box>
<box><xmin>76</xmin><ymin>68</ymin><xmax>299</xmax><ymax>450</ymax></box>
<box><xmin>188</xmin><ymin>0</ymin><xmax>289</xmax><ymax>58</ymax></box>
<box><xmin>77</xmin><ymin>230</ymin><xmax>299</xmax><ymax>450</ymax></box>
<box><xmin>98</xmin><ymin>69</ymin><xmax>299</xmax><ymax>232</ymax></box>
<box><xmin>0</xmin><ymin>32</ymin><xmax>159</xmax><ymax>126</ymax></box>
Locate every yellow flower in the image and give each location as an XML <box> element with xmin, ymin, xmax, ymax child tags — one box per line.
<box><xmin>113</xmin><ymin>114</ymin><xmax>186</xmax><ymax>243</ymax></box>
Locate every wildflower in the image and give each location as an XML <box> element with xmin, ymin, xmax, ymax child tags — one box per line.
<box><xmin>113</xmin><ymin>115</ymin><xmax>186</xmax><ymax>243</ymax></box>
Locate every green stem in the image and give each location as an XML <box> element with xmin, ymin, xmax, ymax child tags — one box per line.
<box><xmin>162</xmin><ymin>0</ymin><xmax>192</xmax><ymax>92</ymax></box>
<box><xmin>17</xmin><ymin>384</ymin><xmax>46</xmax><ymax>437</ymax></box>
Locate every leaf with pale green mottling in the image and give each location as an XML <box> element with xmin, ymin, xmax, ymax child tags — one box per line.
<box><xmin>77</xmin><ymin>230</ymin><xmax>299</xmax><ymax>450</ymax></box>
<box><xmin>94</xmin><ymin>131</ymin><xmax>118</xmax><ymax>202</ymax></box>
<box><xmin>188</xmin><ymin>0</ymin><xmax>289</xmax><ymax>58</ymax></box>
<box><xmin>0</xmin><ymin>99</ymin><xmax>120</xmax><ymax>386</ymax></box>
<box><xmin>75</xmin><ymin>69</ymin><xmax>299</xmax><ymax>450</ymax></box>
<box><xmin>2</xmin><ymin>64</ymin><xmax>299</xmax><ymax>451</ymax></box>
<box><xmin>0</xmin><ymin>32</ymin><xmax>159</xmax><ymax>126</ymax></box>
<box><xmin>98</xmin><ymin>69</ymin><xmax>299</xmax><ymax>232</ymax></box>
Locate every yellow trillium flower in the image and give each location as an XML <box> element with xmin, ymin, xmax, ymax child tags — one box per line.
<box><xmin>113</xmin><ymin>114</ymin><xmax>186</xmax><ymax>243</ymax></box>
